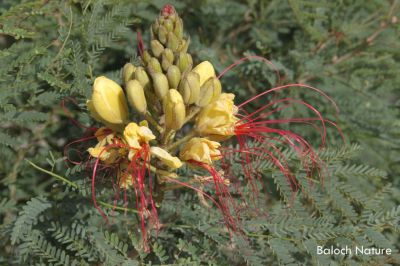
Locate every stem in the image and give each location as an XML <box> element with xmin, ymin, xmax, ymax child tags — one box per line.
<box><xmin>161</xmin><ymin>128</ymin><xmax>174</xmax><ymax>146</ymax></box>
<box><xmin>26</xmin><ymin>159</ymin><xmax>138</xmax><ymax>213</ymax></box>
<box><xmin>98</xmin><ymin>201</ymin><xmax>138</xmax><ymax>213</ymax></box>
<box><xmin>184</xmin><ymin>106</ymin><xmax>201</xmax><ymax>124</ymax></box>
<box><xmin>166</xmin><ymin>130</ymin><xmax>197</xmax><ymax>152</ymax></box>
<box><xmin>145</xmin><ymin>112</ymin><xmax>163</xmax><ymax>133</ymax></box>
<box><xmin>26</xmin><ymin>159</ymin><xmax>78</xmax><ymax>188</ymax></box>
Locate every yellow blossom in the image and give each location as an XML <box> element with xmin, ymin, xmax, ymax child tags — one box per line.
<box><xmin>88</xmin><ymin>128</ymin><xmax>119</xmax><ymax>164</ymax></box>
<box><xmin>123</xmin><ymin>122</ymin><xmax>156</xmax><ymax>160</ymax></box>
<box><xmin>150</xmin><ymin>147</ymin><xmax>183</xmax><ymax>169</ymax></box>
<box><xmin>195</xmin><ymin>93</ymin><xmax>239</xmax><ymax>138</ymax></box>
<box><xmin>119</xmin><ymin>173</ymin><xmax>134</xmax><ymax>189</ymax></box>
<box><xmin>180</xmin><ymin>137</ymin><xmax>221</xmax><ymax>165</ymax></box>
<box><xmin>90</xmin><ymin>76</ymin><xmax>129</xmax><ymax>125</ymax></box>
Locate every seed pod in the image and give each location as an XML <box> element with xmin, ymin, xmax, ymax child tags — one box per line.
<box><xmin>167</xmin><ymin>65</ymin><xmax>181</xmax><ymax>88</ymax></box>
<box><xmin>174</xmin><ymin>18</ymin><xmax>183</xmax><ymax>39</ymax></box>
<box><xmin>179</xmin><ymin>71</ymin><xmax>200</xmax><ymax>104</ymax></box>
<box><xmin>126</xmin><ymin>80</ymin><xmax>147</xmax><ymax>114</ymax></box>
<box><xmin>196</xmin><ymin>77</ymin><xmax>221</xmax><ymax>107</ymax></box>
<box><xmin>176</xmin><ymin>52</ymin><xmax>193</xmax><ymax>73</ymax></box>
<box><xmin>163</xmin><ymin>89</ymin><xmax>186</xmax><ymax>130</ymax></box>
<box><xmin>149</xmin><ymin>57</ymin><xmax>162</xmax><ymax>73</ymax></box>
<box><xmin>91</xmin><ymin>76</ymin><xmax>129</xmax><ymax>124</ymax></box>
<box><xmin>134</xmin><ymin>67</ymin><xmax>150</xmax><ymax>90</ymax></box>
<box><xmin>192</xmin><ymin>61</ymin><xmax>216</xmax><ymax>87</ymax></box>
<box><xmin>167</xmin><ymin>32</ymin><xmax>179</xmax><ymax>51</ymax></box>
<box><xmin>152</xmin><ymin>72</ymin><xmax>169</xmax><ymax>99</ymax></box>
<box><xmin>122</xmin><ymin>63</ymin><xmax>136</xmax><ymax>86</ymax></box>
<box><xmin>151</xmin><ymin>40</ymin><xmax>164</xmax><ymax>58</ymax></box>
<box><xmin>158</xmin><ymin>25</ymin><xmax>168</xmax><ymax>44</ymax></box>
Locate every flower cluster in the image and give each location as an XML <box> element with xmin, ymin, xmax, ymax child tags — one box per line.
<box><xmin>81</xmin><ymin>4</ymin><xmax>341</xmax><ymax>251</ymax></box>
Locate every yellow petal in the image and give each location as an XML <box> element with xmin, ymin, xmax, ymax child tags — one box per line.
<box><xmin>92</xmin><ymin>76</ymin><xmax>129</xmax><ymax>124</ymax></box>
<box><xmin>150</xmin><ymin>147</ymin><xmax>183</xmax><ymax>169</ymax></box>
<box><xmin>196</xmin><ymin>93</ymin><xmax>238</xmax><ymax>137</ymax></box>
<box><xmin>180</xmin><ymin>137</ymin><xmax>221</xmax><ymax>165</ymax></box>
<box><xmin>192</xmin><ymin>61</ymin><xmax>216</xmax><ymax>87</ymax></box>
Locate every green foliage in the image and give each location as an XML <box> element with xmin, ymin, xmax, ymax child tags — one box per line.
<box><xmin>1</xmin><ymin>0</ymin><xmax>399</xmax><ymax>265</ymax></box>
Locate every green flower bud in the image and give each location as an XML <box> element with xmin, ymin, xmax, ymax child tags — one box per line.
<box><xmin>158</xmin><ymin>25</ymin><xmax>168</xmax><ymax>44</ymax></box>
<box><xmin>126</xmin><ymin>80</ymin><xmax>147</xmax><ymax>114</ymax></box>
<box><xmin>178</xmin><ymin>38</ymin><xmax>190</xmax><ymax>53</ymax></box>
<box><xmin>142</xmin><ymin>50</ymin><xmax>151</xmax><ymax>65</ymax></box>
<box><xmin>173</xmin><ymin>18</ymin><xmax>183</xmax><ymax>39</ymax></box>
<box><xmin>162</xmin><ymin>57</ymin><xmax>172</xmax><ymax>72</ymax></box>
<box><xmin>135</xmin><ymin>67</ymin><xmax>151</xmax><ymax>90</ymax></box>
<box><xmin>176</xmin><ymin>52</ymin><xmax>193</xmax><ymax>73</ymax></box>
<box><xmin>152</xmin><ymin>19</ymin><xmax>160</xmax><ymax>35</ymax></box>
<box><xmin>164</xmin><ymin>18</ymin><xmax>174</xmax><ymax>32</ymax></box>
<box><xmin>152</xmin><ymin>72</ymin><xmax>169</xmax><ymax>99</ymax></box>
<box><xmin>163</xmin><ymin>89</ymin><xmax>186</xmax><ymax>130</ymax></box>
<box><xmin>167</xmin><ymin>65</ymin><xmax>181</xmax><ymax>88</ymax></box>
<box><xmin>161</xmin><ymin>48</ymin><xmax>174</xmax><ymax>71</ymax></box>
<box><xmin>196</xmin><ymin>77</ymin><xmax>222</xmax><ymax>107</ymax></box>
<box><xmin>163</xmin><ymin>48</ymin><xmax>174</xmax><ymax>63</ymax></box>
<box><xmin>151</xmin><ymin>40</ymin><xmax>164</xmax><ymax>58</ymax></box>
<box><xmin>179</xmin><ymin>71</ymin><xmax>200</xmax><ymax>104</ymax></box>
<box><xmin>167</xmin><ymin>12</ymin><xmax>177</xmax><ymax>22</ymax></box>
<box><xmin>149</xmin><ymin>57</ymin><xmax>162</xmax><ymax>73</ymax></box>
<box><xmin>167</xmin><ymin>32</ymin><xmax>179</xmax><ymax>51</ymax></box>
<box><xmin>122</xmin><ymin>63</ymin><xmax>136</xmax><ymax>86</ymax></box>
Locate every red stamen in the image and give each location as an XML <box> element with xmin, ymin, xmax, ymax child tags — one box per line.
<box><xmin>137</xmin><ymin>30</ymin><xmax>144</xmax><ymax>58</ymax></box>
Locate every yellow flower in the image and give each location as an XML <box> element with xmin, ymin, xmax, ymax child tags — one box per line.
<box><xmin>119</xmin><ymin>173</ymin><xmax>134</xmax><ymax>189</ymax></box>
<box><xmin>116</xmin><ymin>163</ymin><xmax>134</xmax><ymax>188</ymax></box>
<box><xmin>180</xmin><ymin>137</ymin><xmax>221</xmax><ymax>165</ymax></box>
<box><xmin>195</xmin><ymin>93</ymin><xmax>239</xmax><ymax>138</ymax></box>
<box><xmin>150</xmin><ymin>147</ymin><xmax>183</xmax><ymax>169</ymax></box>
<box><xmin>88</xmin><ymin>128</ymin><xmax>119</xmax><ymax>164</ymax></box>
<box><xmin>123</xmin><ymin>122</ymin><xmax>156</xmax><ymax>160</ymax></box>
<box><xmin>192</xmin><ymin>61</ymin><xmax>215</xmax><ymax>87</ymax></box>
<box><xmin>90</xmin><ymin>76</ymin><xmax>129</xmax><ymax>125</ymax></box>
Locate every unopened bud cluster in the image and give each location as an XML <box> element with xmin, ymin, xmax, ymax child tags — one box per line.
<box><xmin>86</xmin><ymin>5</ymin><xmax>238</xmax><ymax>188</ymax></box>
